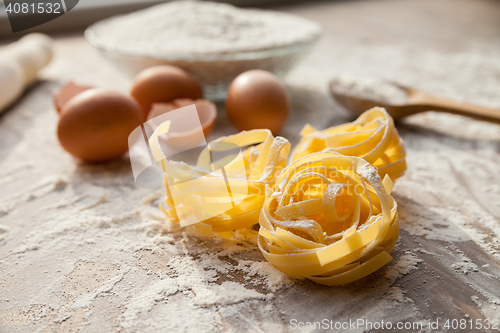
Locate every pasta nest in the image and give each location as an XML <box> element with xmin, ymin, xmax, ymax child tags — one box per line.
<box><xmin>148</xmin><ymin>124</ymin><xmax>290</xmax><ymax>236</ymax></box>
<box><xmin>291</xmin><ymin>107</ymin><xmax>407</xmax><ymax>181</ymax></box>
<box><xmin>258</xmin><ymin>151</ymin><xmax>399</xmax><ymax>285</ymax></box>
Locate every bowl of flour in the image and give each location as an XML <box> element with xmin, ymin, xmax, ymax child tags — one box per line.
<box><xmin>85</xmin><ymin>1</ymin><xmax>322</xmax><ymax>100</ymax></box>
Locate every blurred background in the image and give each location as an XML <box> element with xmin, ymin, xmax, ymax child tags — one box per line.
<box><xmin>1</xmin><ymin>0</ymin><xmax>315</xmax><ymax>39</ymax></box>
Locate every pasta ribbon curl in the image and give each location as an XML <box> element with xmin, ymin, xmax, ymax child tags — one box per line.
<box><xmin>149</xmin><ymin>124</ymin><xmax>290</xmax><ymax>236</ymax></box>
<box><xmin>258</xmin><ymin>151</ymin><xmax>399</xmax><ymax>285</ymax></box>
<box><xmin>291</xmin><ymin>107</ymin><xmax>406</xmax><ymax>181</ymax></box>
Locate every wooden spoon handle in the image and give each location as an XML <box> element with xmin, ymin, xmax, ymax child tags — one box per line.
<box><xmin>415</xmin><ymin>94</ymin><xmax>500</xmax><ymax>123</ymax></box>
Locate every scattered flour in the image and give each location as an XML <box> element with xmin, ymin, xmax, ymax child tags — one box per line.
<box><xmin>0</xmin><ymin>224</ymin><xmax>8</xmax><ymax>242</ymax></box>
<box><xmin>243</xmin><ymin>261</ymin><xmax>297</xmax><ymax>292</ymax></box>
<box><xmin>2</xmin><ymin>3</ymin><xmax>500</xmax><ymax>331</ymax></box>
<box><xmin>449</xmin><ymin>248</ymin><xmax>479</xmax><ymax>274</ymax></box>
<box><xmin>451</xmin><ymin>260</ymin><xmax>480</xmax><ymax>275</ymax></box>
<box><xmin>385</xmin><ymin>251</ymin><xmax>423</xmax><ymax>281</ymax></box>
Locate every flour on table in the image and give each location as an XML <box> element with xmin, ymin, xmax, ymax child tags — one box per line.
<box><xmin>0</xmin><ymin>224</ymin><xmax>8</xmax><ymax>242</ymax></box>
<box><xmin>2</xmin><ymin>11</ymin><xmax>500</xmax><ymax>332</ymax></box>
<box><xmin>451</xmin><ymin>259</ymin><xmax>479</xmax><ymax>274</ymax></box>
<box><xmin>385</xmin><ymin>250</ymin><xmax>422</xmax><ymax>282</ymax></box>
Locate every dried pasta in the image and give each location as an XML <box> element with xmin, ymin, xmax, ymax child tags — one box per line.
<box><xmin>258</xmin><ymin>151</ymin><xmax>399</xmax><ymax>285</ymax></box>
<box><xmin>291</xmin><ymin>107</ymin><xmax>406</xmax><ymax>181</ymax></box>
<box><xmin>148</xmin><ymin>121</ymin><xmax>290</xmax><ymax>236</ymax></box>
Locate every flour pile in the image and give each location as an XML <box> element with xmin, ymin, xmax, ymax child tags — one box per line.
<box><xmin>87</xmin><ymin>1</ymin><xmax>322</xmax><ymax>56</ymax></box>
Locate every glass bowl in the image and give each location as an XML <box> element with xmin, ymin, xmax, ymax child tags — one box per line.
<box><xmin>85</xmin><ymin>25</ymin><xmax>321</xmax><ymax>101</ymax></box>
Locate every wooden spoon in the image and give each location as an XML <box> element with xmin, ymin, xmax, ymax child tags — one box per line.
<box><xmin>330</xmin><ymin>81</ymin><xmax>500</xmax><ymax>123</ymax></box>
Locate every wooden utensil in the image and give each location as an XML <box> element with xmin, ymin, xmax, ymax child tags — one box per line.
<box><xmin>330</xmin><ymin>81</ymin><xmax>500</xmax><ymax>123</ymax></box>
<box><xmin>0</xmin><ymin>33</ymin><xmax>53</xmax><ymax>113</ymax></box>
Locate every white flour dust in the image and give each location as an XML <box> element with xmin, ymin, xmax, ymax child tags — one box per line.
<box><xmin>2</xmin><ymin>7</ymin><xmax>500</xmax><ymax>331</ymax></box>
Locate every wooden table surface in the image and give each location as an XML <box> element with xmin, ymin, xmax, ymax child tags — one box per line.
<box><xmin>1</xmin><ymin>0</ymin><xmax>500</xmax><ymax>332</ymax></box>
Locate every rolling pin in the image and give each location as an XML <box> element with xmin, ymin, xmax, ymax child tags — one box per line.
<box><xmin>0</xmin><ymin>33</ymin><xmax>53</xmax><ymax>113</ymax></box>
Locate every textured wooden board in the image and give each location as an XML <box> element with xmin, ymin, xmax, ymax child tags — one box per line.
<box><xmin>1</xmin><ymin>1</ymin><xmax>500</xmax><ymax>332</ymax></box>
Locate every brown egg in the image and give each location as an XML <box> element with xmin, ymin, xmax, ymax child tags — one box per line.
<box><xmin>53</xmin><ymin>81</ymin><xmax>93</xmax><ymax>113</ymax></box>
<box><xmin>226</xmin><ymin>70</ymin><xmax>289</xmax><ymax>135</ymax></box>
<box><xmin>57</xmin><ymin>88</ymin><xmax>143</xmax><ymax>162</ymax></box>
<box><xmin>131</xmin><ymin>65</ymin><xmax>203</xmax><ymax>119</ymax></box>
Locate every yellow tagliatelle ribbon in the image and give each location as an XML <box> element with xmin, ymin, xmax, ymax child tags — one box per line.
<box><xmin>258</xmin><ymin>151</ymin><xmax>399</xmax><ymax>285</ymax></box>
<box><xmin>148</xmin><ymin>122</ymin><xmax>290</xmax><ymax>236</ymax></box>
<box><xmin>290</xmin><ymin>107</ymin><xmax>407</xmax><ymax>181</ymax></box>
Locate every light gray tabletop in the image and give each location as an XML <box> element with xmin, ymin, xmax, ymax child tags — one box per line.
<box><xmin>1</xmin><ymin>0</ymin><xmax>500</xmax><ymax>332</ymax></box>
